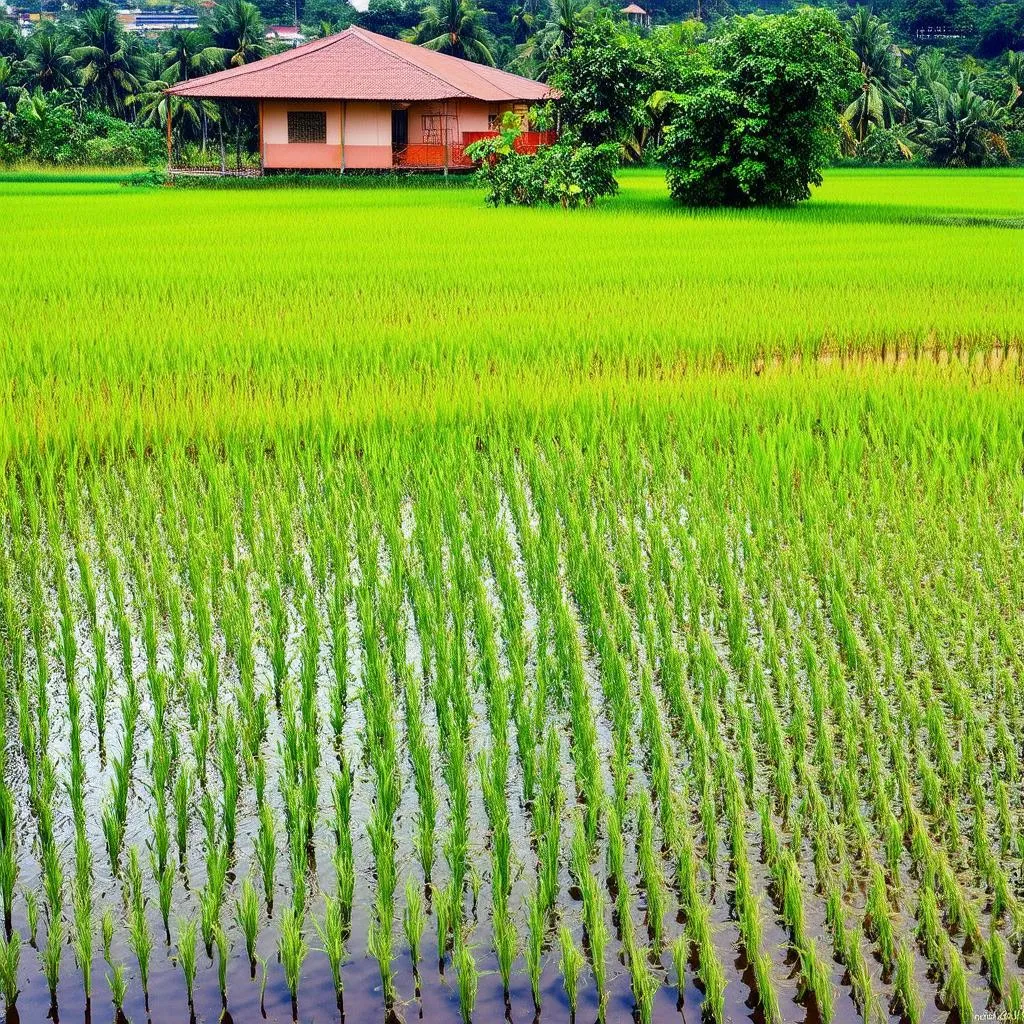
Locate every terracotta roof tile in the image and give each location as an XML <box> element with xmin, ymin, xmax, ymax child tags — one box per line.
<box><xmin>166</xmin><ymin>26</ymin><xmax>553</xmax><ymax>102</ymax></box>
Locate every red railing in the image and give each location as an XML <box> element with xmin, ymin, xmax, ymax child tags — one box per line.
<box><xmin>393</xmin><ymin>131</ymin><xmax>557</xmax><ymax>169</ymax></box>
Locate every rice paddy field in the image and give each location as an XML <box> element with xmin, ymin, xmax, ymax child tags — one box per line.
<box><xmin>1</xmin><ymin>167</ymin><xmax>1024</xmax><ymax>1024</ymax></box>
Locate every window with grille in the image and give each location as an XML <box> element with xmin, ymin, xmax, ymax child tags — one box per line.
<box><xmin>287</xmin><ymin>111</ymin><xmax>327</xmax><ymax>144</ymax></box>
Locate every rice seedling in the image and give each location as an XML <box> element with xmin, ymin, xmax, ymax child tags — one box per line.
<box><xmin>107</xmin><ymin>960</ymin><xmax>128</xmax><ymax>1016</ymax></box>
<box><xmin>178</xmin><ymin>917</ymin><xmax>198</xmax><ymax>1011</ymax></box>
<box><xmin>24</xmin><ymin>888</ymin><xmax>38</xmax><ymax>947</ymax></box>
<box><xmin>73</xmin><ymin>892</ymin><xmax>93</xmax><ymax>1005</ymax></box>
<box><xmin>314</xmin><ymin>893</ymin><xmax>346</xmax><ymax>1005</ymax></box>
<box><xmin>40</xmin><ymin>916</ymin><xmax>63</xmax><ymax>1008</ymax></box>
<box><xmin>101</xmin><ymin>908</ymin><xmax>114</xmax><ymax>964</ymax></box>
<box><xmin>0</xmin><ymin>928</ymin><xmax>20</xmax><ymax>1009</ymax></box>
<box><xmin>128</xmin><ymin>897</ymin><xmax>154</xmax><ymax>1008</ymax></box>
<box><xmin>215</xmin><ymin>924</ymin><xmax>229</xmax><ymax>1006</ymax></box>
<box><xmin>235</xmin><ymin>876</ymin><xmax>261</xmax><ymax>977</ymax></box>
<box><xmin>402</xmin><ymin>879</ymin><xmax>424</xmax><ymax>975</ymax></box>
<box><xmin>279</xmin><ymin>906</ymin><xmax>308</xmax><ymax>1021</ymax></box>
<box><xmin>558</xmin><ymin>925</ymin><xmax>586</xmax><ymax>1018</ymax></box>
<box><xmin>893</xmin><ymin>941</ymin><xmax>923</xmax><ymax>1024</ymax></box>
<box><xmin>454</xmin><ymin>933</ymin><xmax>479</xmax><ymax>1024</ymax></box>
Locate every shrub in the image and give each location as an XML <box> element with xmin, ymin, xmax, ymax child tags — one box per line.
<box><xmin>466</xmin><ymin>115</ymin><xmax>618</xmax><ymax>208</ymax></box>
<box><xmin>659</xmin><ymin>8</ymin><xmax>859</xmax><ymax>206</ymax></box>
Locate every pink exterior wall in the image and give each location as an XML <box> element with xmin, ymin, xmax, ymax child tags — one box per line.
<box><xmin>342</xmin><ymin>101</ymin><xmax>392</xmax><ymax>169</ymax></box>
<box><xmin>262</xmin><ymin>99</ymin><xmax>390</xmax><ymax>170</ymax></box>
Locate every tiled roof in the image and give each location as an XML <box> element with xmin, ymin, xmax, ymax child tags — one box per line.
<box><xmin>166</xmin><ymin>26</ymin><xmax>553</xmax><ymax>102</ymax></box>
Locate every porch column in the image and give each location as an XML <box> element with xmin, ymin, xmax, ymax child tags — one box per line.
<box><xmin>258</xmin><ymin>99</ymin><xmax>265</xmax><ymax>173</ymax></box>
<box><xmin>341</xmin><ymin>100</ymin><xmax>346</xmax><ymax>173</ymax></box>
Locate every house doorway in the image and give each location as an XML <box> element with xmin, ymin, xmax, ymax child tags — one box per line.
<box><xmin>391</xmin><ymin>109</ymin><xmax>408</xmax><ymax>150</ymax></box>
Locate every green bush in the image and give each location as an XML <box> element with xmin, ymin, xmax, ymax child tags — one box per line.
<box><xmin>466</xmin><ymin>116</ymin><xmax>619</xmax><ymax>208</ymax></box>
<box><xmin>1</xmin><ymin>102</ymin><xmax>162</xmax><ymax>166</ymax></box>
<box><xmin>659</xmin><ymin>9</ymin><xmax>859</xmax><ymax>206</ymax></box>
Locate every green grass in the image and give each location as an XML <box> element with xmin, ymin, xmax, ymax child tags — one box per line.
<box><xmin>1</xmin><ymin>166</ymin><xmax>1021</xmax><ymax>450</ymax></box>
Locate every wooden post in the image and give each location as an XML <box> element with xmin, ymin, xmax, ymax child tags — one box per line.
<box><xmin>166</xmin><ymin>100</ymin><xmax>173</xmax><ymax>176</ymax></box>
<box><xmin>443</xmin><ymin>100</ymin><xmax>449</xmax><ymax>178</ymax></box>
<box><xmin>341</xmin><ymin>100</ymin><xmax>346</xmax><ymax>174</ymax></box>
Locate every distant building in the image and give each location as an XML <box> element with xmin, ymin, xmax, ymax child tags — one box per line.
<box><xmin>165</xmin><ymin>26</ymin><xmax>557</xmax><ymax>174</ymax></box>
<box><xmin>117</xmin><ymin>8</ymin><xmax>199</xmax><ymax>35</ymax></box>
<box><xmin>266</xmin><ymin>24</ymin><xmax>305</xmax><ymax>47</ymax></box>
<box><xmin>621</xmin><ymin>3</ymin><xmax>650</xmax><ymax>26</ymax></box>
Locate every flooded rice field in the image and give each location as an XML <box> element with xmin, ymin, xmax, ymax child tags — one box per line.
<box><xmin>0</xmin><ymin>416</ymin><xmax>1022</xmax><ymax>1024</ymax></box>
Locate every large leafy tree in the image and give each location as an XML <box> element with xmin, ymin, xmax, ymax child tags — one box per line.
<box><xmin>844</xmin><ymin>7</ymin><xmax>905</xmax><ymax>141</ymax></box>
<box><xmin>550</xmin><ymin>16</ymin><xmax>691</xmax><ymax>155</ymax></box>
<box><xmin>71</xmin><ymin>6</ymin><xmax>146</xmax><ymax>115</ymax></box>
<box><xmin>407</xmin><ymin>0</ymin><xmax>496</xmax><ymax>65</ymax></box>
<box><xmin>659</xmin><ymin>8</ymin><xmax>860</xmax><ymax>206</ymax></box>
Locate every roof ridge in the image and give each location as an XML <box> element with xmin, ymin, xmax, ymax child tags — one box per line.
<box><xmin>347</xmin><ymin>26</ymin><xmax>470</xmax><ymax>98</ymax></box>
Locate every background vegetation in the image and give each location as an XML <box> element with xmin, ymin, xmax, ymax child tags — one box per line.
<box><xmin>1</xmin><ymin>0</ymin><xmax>1021</xmax><ymax>171</ymax></box>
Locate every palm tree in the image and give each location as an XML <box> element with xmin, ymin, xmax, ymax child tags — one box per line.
<box><xmin>407</xmin><ymin>0</ymin><xmax>496</xmax><ymax>67</ymax></box>
<box><xmin>844</xmin><ymin>7</ymin><xmax>904</xmax><ymax>141</ymax></box>
<box><xmin>921</xmin><ymin>75</ymin><xmax>1008</xmax><ymax>165</ymax></box>
<box><xmin>509</xmin><ymin>5</ymin><xmax>535</xmax><ymax>45</ymax></box>
<box><xmin>212</xmin><ymin>0</ymin><xmax>270</xmax><ymax>68</ymax></box>
<box><xmin>71</xmin><ymin>7</ymin><xmax>145</xmax><ymax>115</ymax></box>
<box><xmin>0</xmin><ymin>57</ymin><xmax>26</xmax><ymax>111</ymax></box>
<box><xmin>162</xmin><ymin>29</ymin><xmax>223</xmax><ymax>84</ymax></box>
<box><xmin>516</xmin><ymin>0</ymin><xmax>589</xmax><ymax>76</ymax></box>
<box><xmin>21</xmin><ymin>28</ymin><xmax>78</xmax><ymax>93</ymax></box>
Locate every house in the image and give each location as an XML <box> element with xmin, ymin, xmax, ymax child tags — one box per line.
<box><xmin>164</xmin><ymin>26</ymin><xmax>556</xmax><ymax>174</ymax></box>
<box><xmin>118</xmin><ymin>7</ymin><xmax>200</xmax><ymax>34</ymax></box>
<box><xmin>265</xmin><ymin>25</ymin><xmax>305</xmax><ymax>47</ymax></box>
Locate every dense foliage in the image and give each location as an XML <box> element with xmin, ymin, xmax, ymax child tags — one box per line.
<box><xmin>0</xmin><ymin>0</ymin><xmax>1021</xmax><ymax>178</ymax></box>
<box><xmin>657</xmin><ymin>9</ymin><xmax>859</xmax><ymax>205</ymax></box>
